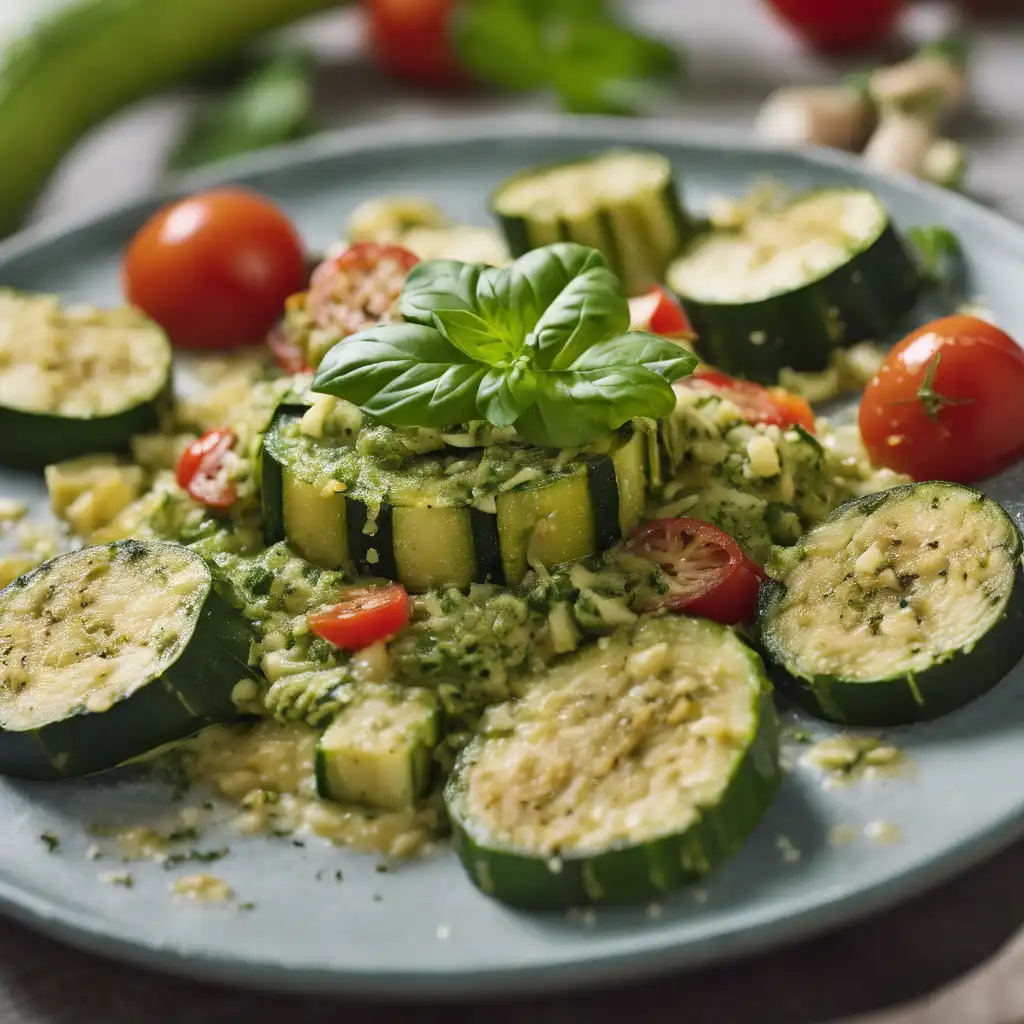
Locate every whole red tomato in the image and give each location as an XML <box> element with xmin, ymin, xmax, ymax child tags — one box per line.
<box><xmin>365</xmin><ymin>0</ymin><xmax>468</xmax><ymax>89</ymax></box>
<box><xmin>123</xmin><ymin>189</ymin><xmax>307</xmax><ymax>351</ymax></box>
<box><xmin>763</xmin><ymin>0</ymin><xmax>904</xmax><ymax>52</ymax></box>
<box><xmin>859</xmin><ymin>316</ymin><xmax>1024</xmax><ymax>483</ymax></box>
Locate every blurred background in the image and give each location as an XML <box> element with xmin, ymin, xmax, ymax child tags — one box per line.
<box><xmin>1</xmin><ymin>0</ymin><xmax>1021</xmax><ymax>234</ymax></box>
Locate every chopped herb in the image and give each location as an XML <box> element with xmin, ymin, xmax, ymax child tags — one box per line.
<box><xmin>334</xmin><ymin>869</ymin><xmax>344</xmax><ymax>883</ymax></box>
<box><xmin>291</xmin><ymin>840</ymin><xmax>306</xmax><ymax>848</ymax></box>
<box><xmin>315</xmin><ymin>869</ymin><xmax>324</xmax><ymax>881</ymax></box>
<box><xmin>102</xmin><ymin>871</ymin><xmax>135</xmax><ymax>888</ymax></box>
<box><xmin>788</xmin><ymin>729</ymin><xmax>813</xmax><ymax>744</ymax></box>
<box><xmin>164</xmin><ymin>847</ymin><xmax>229</xmax><ymax>870</ymax></box>
<box><xmin>239</xmin><ymin>902</ymin><xmax>257</xmax><ymax>911</ymax></box>
<box><xmin>166</xmin><ymin>827</ymin><xmax>199</xmax><ymax>843</ymax></box>
<box><xmin>202</xmin><ymin>801</ymin><xmax>215</xmax><ymax>811</ymax></box>
<box><xmin>375</xmin><ymin>863</ymin><xmax>389</xmax><ymax>874</ymax></box>
<box><xmin>372</xmin><ymin>894</ymin><xmax>383</xmax><ymax>902</ymax></box>
<box><xmin>40</xmin><ymin>832</ymin><xmax>60</xmax><ymax>853</ymax></box>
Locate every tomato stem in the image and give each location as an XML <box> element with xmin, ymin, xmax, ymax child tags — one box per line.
<box><xmin>891</xmin><ymin>351</ymin><xmax>974</xmax><ymax>422</ymax></box>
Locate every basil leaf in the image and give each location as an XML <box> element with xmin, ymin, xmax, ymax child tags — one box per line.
<box><xmin>400</xmin><ymin>261</ymin><xmax>484</xmax><ymax>324</ymax></box>
<box><xmin>478</xmin><ymin>365</ymin><xmax>538</xmax><ymax>427</ymax></box>
<box><xmin>570</xmin><ymin>333</ymin><xmax>698</xmax><ymax>382</ymax></box>
<box><xmin>514</xmin><ymin>368</ymin><xmax>677</xmax><ymax>447</ymax></box>
<box><xmin>312</xmin><ymin>324</ymin><xmax>484</xmax><ymax>427</ymax></box>
<box><xmin>498</xmin><ymin>244</ymin><xmax>628</xmax><ymax>368</ymax></box>
<box><xmin>429</xmin><ymin>308</ymin><xmax>513</xmax><ymax>365</ymax></box>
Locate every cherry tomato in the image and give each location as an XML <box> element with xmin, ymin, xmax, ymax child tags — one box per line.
<box><xmin>176</xmin><ymin>429</ymin><xmax>238</xmax><ymax>509</ymax></box>
<box><xmin>629</xmin><ymin>285</ymin><xmax>695</xmax><ymax>339</ymax></box>
<box><xmin>365</xmin><ymin>0</ymin><xmax>469</xmax><ymax>89</ymax></box>
<box><xmin>763</xmin><ymin>0</ymin><xmax>903</xmax><ymax>52</ymax></box>
<box><xmin>308</xmin><ymin>583</ymin><xmax>411</xmax><ymax>650</ymax></box>
<box><xmin>678</xmin><ymin>370</ymin><xmax>816</xmax><ymax>432</ymax></box>
<box><xmin>859</xmin><ymin>316</ymin><xmax>1024</xmax><ymax>483</ymax></box>
<box><xmin>626</xmin><ymin>517</ymin><xmax>765</xmax><ymax>625</ymax></box>
<box><xmin>307</xmin><ymin>242</ymin><xmax>419</xmax><ymax>339</ymax></box>
<box><xmin>266</xmin><ymin>321</ymin><xmax>312</xmax><ymax>375</ymax></box>
<box><xmin>123</xmin><ymin>188</ymin><xmax>307</xmax><ymax>350</ymax></box>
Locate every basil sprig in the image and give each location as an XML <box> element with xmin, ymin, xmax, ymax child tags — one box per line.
<box><xmin>312</xmin><ymin>243</ymin><xmax>696</xmax><ymax>448</ymax></box>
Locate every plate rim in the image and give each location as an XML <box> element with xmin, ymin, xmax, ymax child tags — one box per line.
<box><xmin>2</xmin><ymin>113</ymin><xmax>1024</xmax><ymax>999</ymax></box>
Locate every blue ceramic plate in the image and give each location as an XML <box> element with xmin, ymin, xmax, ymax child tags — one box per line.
<box><xmin>1</xmin><ymin>116</ymin><xmax>1023</xmax><ymax>999</ymax></box>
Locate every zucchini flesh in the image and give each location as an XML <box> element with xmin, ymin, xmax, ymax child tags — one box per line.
<box><xmin>261</xmin><ymin>406</ymin><xmax>648</xmax><ymax>590</ymax></box>
<box><xmin>491</xmin><ymin>151</ymin><xmax>693</xmax><ymax>295</ymax></box>
<box><xmin>757</xmin><ymin>482</ymin><xmax>1024</xmax><ymax>725</ymax></box>
<box><xmin>0</xmin><ymin>293</ymin><xmax>171</xmax><ymax>467</ymax></box>
<box><xmin>0</xmin><ymin>540</ymin><xmax>257</xmax><ymax>779</ymax></box>
<box><xmin>315</xmin><ymin>686</ymin><xmax>440</xmax><ymax>810</ymax></box>
<box><xmin>445</xmin><ymin>615</ymin><xmax>779</xmax><ymax>908</ymax></box>
<box><xmin>667</xmin><ymin>189</ymin><xmax>921</xmax><ymax>383</ymax></box>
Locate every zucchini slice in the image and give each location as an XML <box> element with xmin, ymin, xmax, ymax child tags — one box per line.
<box><xmin>0</xmin><ymin>292</ymin><xmax>172</xmax><ymax>467</ymax></box>
<box><xmin>315</xmin><ymin>685</ymin><xmax>440</xmax><ymax>810</ymax></box>
<box><xmin>757</xmin><ymin>482</ymin><xmax>1024</xmax><ymax>726</ymax></box>
<box><xmin>491</xmin><ymin>150</ymin><xmax>694</xmax><ymax>296</ymax></box>
<box><xmin>0</xmin><ymin>540</ymin><xmax>257</xmax><ymax>780</ymax></box>
<box><xmin>261</xmin><ymin>405</ymin><xmax>649</xmax><ymax>590</ymax></box>
<box><xmin>445</xmin><ymin>615</ymin><xmax>780</xmax><ymax>909</ymax></box>
<box><xmin>666</xmin><ymin>189</ymin><xmax>921</xmax><ymax>383</ymax></box>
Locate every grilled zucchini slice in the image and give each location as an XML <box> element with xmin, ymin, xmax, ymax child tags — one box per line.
<box><xmin>667</xmin><ymin>189</ymin><xmax>920</xmax><ymax>383</ymax></box>
<box><xmin>757</xmin><ymin>482</ymin><xmax>1024</xmax><ymax>725</ymax></box>
<box><xmin>445</xmin><ymin>615</ymin><xmax>780</xmax><ymax>909</ymax></box>
<box><xmin>491</xmin><ymin>150</ymin><xmax>694</xmax><ymax>295</ymax></box>
<box><xmin>0</xmin><ymin>540</ymin><xmax>256</xmax><ymax>779</ymax></box>
<box><xmin>0</xmin><ymin>292</ymin><xmax>171</xmax><ymax>467</ymax></box>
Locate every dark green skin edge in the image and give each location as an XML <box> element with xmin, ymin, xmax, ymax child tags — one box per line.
<box><xmin>756</xmin><ymin>483</ymin><xmax>1024</xmax><ymax>726</ymax></box>
<box><xmin>469</xmin><ymin>507</ymin><xmax>505</xmax><ymax>586</ymax></box>
<box><xmin>585</xmin><ymin>453</ymin><xmax>622</xmax><ymax>552</ymax></box>
<box><xmin>259</xmin><ymin>406</ymin><xmax>295</xmax><ymax>546</ymax></box>
<box><xmin>0</xmin><ymin>0</ymin><xmax>347</xmax><ymax>236</ymax></box>
<box><xmin>346</xmin><ymin>498</ymin><xmax>398</xmax><ymax>580</ymax></box>
<box><xmin>672</xmin><ymin>220</ymin><xmax>922</xmax><ymax>385</ymax></box>
<box><xmin>0</xmin><ymin>543</ymin><xmax>258</xmax><ymax>780</ymax></box>
<box><xmin>0</xmin><ymin>381</ymin><xmax>170</xmax><ymax>470</ymax></box>
<box><xmin>445</xmin><ymin>652</ymin><xmax>780</xmax><ymax>910</ymax></box>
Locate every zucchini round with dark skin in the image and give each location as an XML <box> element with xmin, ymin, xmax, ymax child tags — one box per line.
<box><xmin>0</xmin><ymin>540</ymin><xmax>257</xmax><ymax>780</ymax></box>
<box><xmin>491</xmin><ymin>150</ymin><xmax>694</xmax><ymax>296</ymax></box>
<box><xmin>261</xmin><ymin>401</ymin><xmax>649</xmax><ymax>590</ymax></box>
<box><xmin>757</xmin><ymin>482</ymin><xmax>1024</xmax><ymax>726</ymax></box>
<box><xmin>445</xmin><ymin>615</ymin><xmax>780</xmax><ymax>909</ymax></box>
<box><xmin>0</xmin><ymin>292</ymin><xmax>172</xmax><ymax>468</ymax></box>
<box><xmin>666</xmin><ymin>188</ymin><xmax>921</xmax><ymax>383</ymax></box>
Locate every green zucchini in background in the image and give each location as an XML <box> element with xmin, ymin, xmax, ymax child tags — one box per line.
<box><xmin>0</xmin><ymin>540</ymin><xmax>258</xmax><ymax>780</ymax></box>
<box><xmin>666</xmin><ymin>188</ymin><xmax>921</xmax><ymax>383</ymax></box>
<box><xmin>445</xmin><ymin>614</ymin><xmax>780</xmax><ymax>909</ymax></box>
<box><xmin>0</xmin><ymin>0</ymin><xmax>345</xmax><ymax>235</ymax></box>
<box><xmin>757</xmin><ymin>482</ymin><xmax>1024</xmax><ymax>726</ymax></box>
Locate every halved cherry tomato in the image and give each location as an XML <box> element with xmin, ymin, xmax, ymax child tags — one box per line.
<box><xmin>364</xmin><ymin>0</ymin><xmax>469</xmax><ymax>90</ymax></box>
<box><xmin>629</xmin><ymin>285</ymin><xmax>695</xmax><ymax>339</ymax></box>
<box><xmin>763</xmin><ymin>0</ymin><xmax>903</xmax><ymax>53</ymax></box>
<box><xmin>678</xmin><ymin>370</ymin><xmax>816</xmax><ymax>432</ymax></box>
<box><xmin>626</xmin><ymin>517</ymin><xmax>765</xmax><ymax>625</ymax></box>
<box><xmin>176</xmin><ymin>429</ymin><xmax>238</xmax><ymax>509</ymax></box>
<box><xmin>123</xmin><ymin>189</ymin><xmax>307</xmax><ymax>350</ymax></box>
<box><xmin>307</xmin><ymin>242</ymin><xmax>419</xmax><ymax>338</ymax></box>
<box><xmin>266</xmin><ymin>321</ymin><xmax>312</xmax><ymax>375</ymax></box>
<box><xmin>308</xmin><ymin>583</ymin><xmax>411</xmax><ymax>650</ymax></box>
<box><xmin>859</xmin><ymin>316</ymin><xmax>1024</xmax><ymax>483</ymax></box>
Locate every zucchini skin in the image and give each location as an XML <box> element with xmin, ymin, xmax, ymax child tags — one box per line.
<box><xmin>0</xmin><ymin>544</ymin><xmax>257</xmax><ymax>780</ymax></box>
<box><xmin>0</xmin><ymin>0</ymin><xmax>345</xmax><ymax>235</ymax></box>
<box><xmin>0</xmin><ymin>382</ymin><xmax>171</xmax><ymax>470</ymax></box>
<box><xmin>445</xmin><ymin>644</ymin><xmax>780</xmax><ymax>910</ymax></box>
<box><xmin>757</xmin><ymin>485</ymin><xmax>1024</xmax><ymax>726</ymax></box>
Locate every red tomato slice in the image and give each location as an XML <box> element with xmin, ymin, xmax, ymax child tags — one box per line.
<box><xmin>306</xmin><ymin>242</ymin><xmax>419</xmax><ymax>339</ymax></box>
<box><xmin>308</xmin><ymin>583</ymin><xmax>411</xmax><ymax>650</ymax></box>
<box><xmin>626</xmin><ymin>517</ymin><xmax>765</xmax><ymax>625</ymax></box>
<box><xmin>266</xmin><ymin>320</ymin><xmax>312</xmax><ymax>375</ymax></box>
<box><xmin>859</xmin><ymin>316</ymin><xmax>1024</xmax><ymax>483</ymax></box>
<box><xmin>176</xmin><ymin>429</ymin><xmax>237</xmax><ymax>509</ymax></box>
<box><xmin>629</xmin><ymin>285</ymin><xmax>695</xmax><ymax>339</ymax></box>
<box><xmin>678</xmin><ymin>370</ymin><xmax>816</xmax><ymax>432</ymax></box>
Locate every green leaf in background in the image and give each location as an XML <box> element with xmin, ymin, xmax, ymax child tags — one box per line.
<box><xmin>312</xmin><ymin>242</ymin><xmax>697</xmax><ymax>447</ymax></box>
<box><xmin>452</xmin><ymin>0</ymin><xmax>682</xmax><ymax>116</ymax></box>
<box><xmin>906</xmin><ymin>225</ymin><xmax>962</xmax><ymax>285</ymax></box>
<box><xmin>167</xmin><ymin>48</ymin><xmax>314</xmax><ymax>173</ymax></box>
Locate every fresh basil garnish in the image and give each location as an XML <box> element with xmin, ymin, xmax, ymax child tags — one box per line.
<box><xmin>312</xmin><ymin>243</ymin><xmax>697</xmax><ymax>448</ymax></box>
